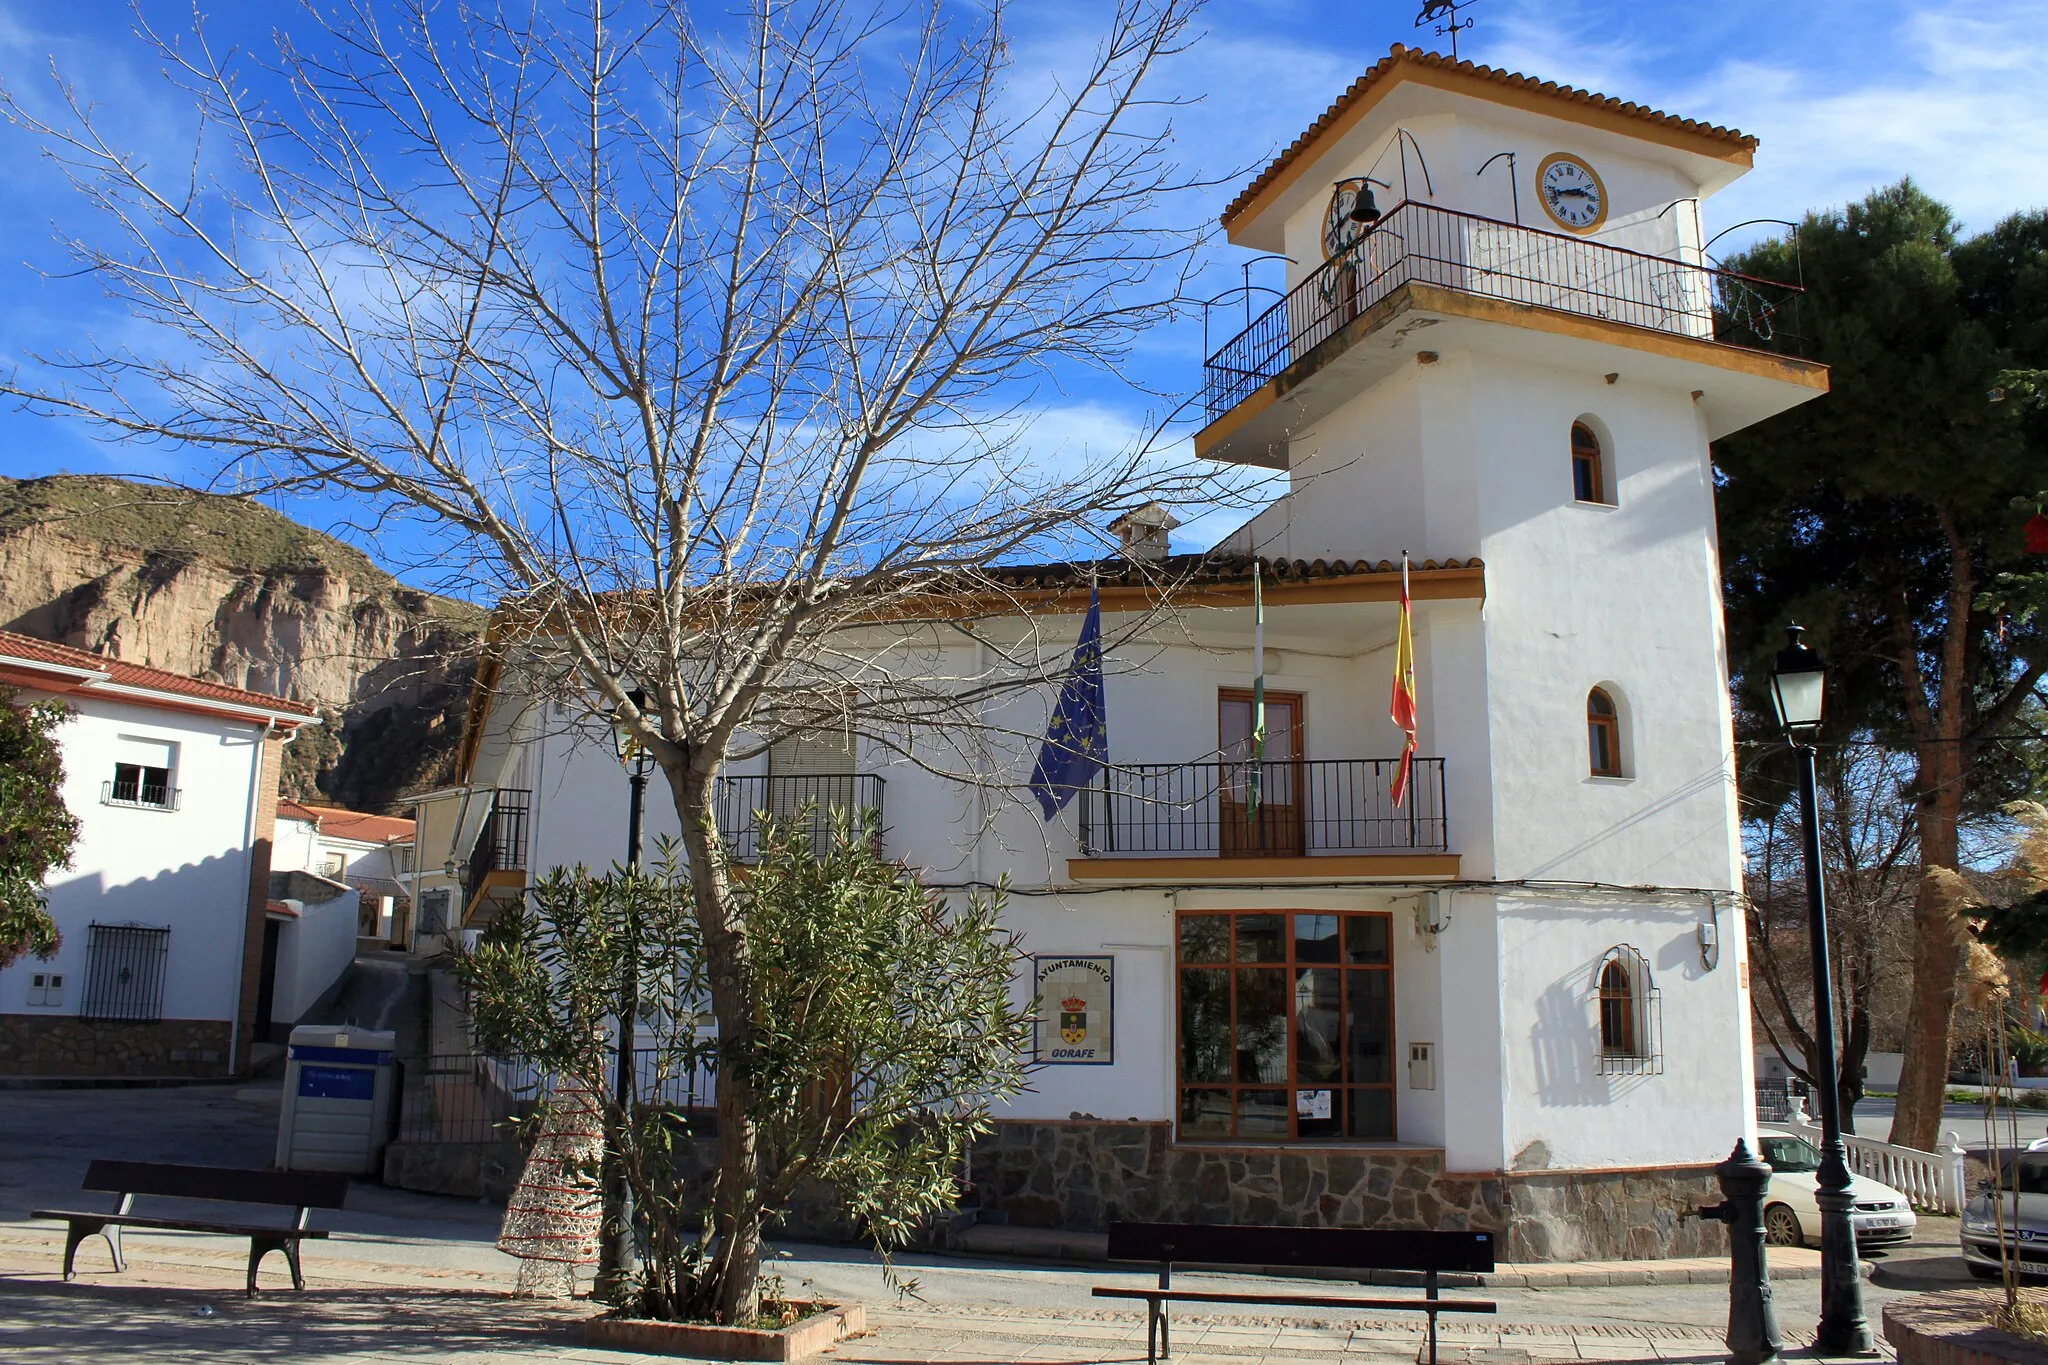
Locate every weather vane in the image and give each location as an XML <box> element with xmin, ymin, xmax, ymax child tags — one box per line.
<box><xmin>1415</xmin><ymin>0</ymin><xmax>1476</xmax><ymax>60</ymax></box>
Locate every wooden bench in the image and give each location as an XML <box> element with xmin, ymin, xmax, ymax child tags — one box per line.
<box><xmin>34</xmin><ymin>1160</ymin><xmax>349</xmax><ymax>1296</ymax></box>
<box><xmin>1091</xmin><ymin>1221</ymin><xmax>1497</xmax><ymax>1365</ymax></box>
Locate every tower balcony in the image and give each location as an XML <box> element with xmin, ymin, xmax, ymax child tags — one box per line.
<box><xmin>1198</xmin><ymin>200</ymin><xmax>1818</xmax><ymax>468</ymax></box>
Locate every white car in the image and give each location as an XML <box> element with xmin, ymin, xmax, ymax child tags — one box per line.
<box><xmin>1756</xmin><ymin>1128</ymin><xmax>1918</xmax><ymax>1249</ymax></box>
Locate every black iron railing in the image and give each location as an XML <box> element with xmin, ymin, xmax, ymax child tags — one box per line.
<box><xmin>1756</xmin><ymin>1076</ymin><xmax>1809</xmax><ymax>1123</ymax></box>
<box><xmin>102</xmin><ymin>780</ymin><xmax>180</xmax><ymax>811</ymax></box>
<box><xmin>1077</xmin><ymin>757</ymin><xmax>1446</xmax><ymax>856</ymax></box>
<box><xmin>714</xmin><ymin>773</ymin><xmax>885</xmax><ymax>862</ymax></box>
<box><xmin>463</xmin><ymin>788</ymin><xmax>531</xmax><ymax>909</ymax></box>
<box><xmin>397</xmin><ymin>1050</ymin><xmax>716</xmax><ymax>1145</ymax></box>
<box><xmin>79</xmin><ymin>922</ymin><xmax>171</xmax><ymax>1022</ymax></box>
<box><xmin>1204</xmin><ymin>200</ymin><xmax>1801</xmax><ymax>419</ymax></box>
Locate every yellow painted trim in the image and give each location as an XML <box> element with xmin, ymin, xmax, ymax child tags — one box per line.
<box><xmin>1196</xmin><ymin>281</ymin><xmax>1827</xmax><ymax>463</ymax></box>
<box><xmin>461</xmin><ymin>868</ymin><xmax>526</xmax><ymax>927</ymax></box>
<box><xmin>1190</xmin><ymin>385</ymin><xmax>1285</xmax><ymax>466</ymax></box>
<box><xmin>1403</xmin><ymin>283</ymin><xmax>1830</xmax><ymax>389</ymax></box>
<box><xmin>1224</xmin><ymin>57</ymin><xmax>1755</xmax><ymax>241</ymax></box>
<box><xmin>1001</xmin><ymin>566</ymin><xmax>1485</xmax><ymax>617</ymax></box>
<box><xmin>1067</xmin><ymin>853</ymin><xmax>1461</xmax><ymax>881</ymax></box>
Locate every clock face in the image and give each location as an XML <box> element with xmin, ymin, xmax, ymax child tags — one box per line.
<box><xmin>1536</xmin><ymin>153</ymin><xmax>1607</xmax><ymax>233</ymax></box>
<box><xmin>1323</xmin><ymin>179</ymin><xmax>1368</xmax><ymax>259</ymax></box>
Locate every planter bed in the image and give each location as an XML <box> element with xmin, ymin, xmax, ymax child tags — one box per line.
<box><xmin>585</xmin><ymin>1301</ymin><xmax>866</xmax><ymax>1361</ymax></box>
<box><xmin>1884</xmin><ymin>1291</ymin><xmax>2048</xmax><ymax>1365</ymax></box>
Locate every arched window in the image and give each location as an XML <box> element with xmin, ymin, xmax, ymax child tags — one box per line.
<box><xmin>1587</xmin><ymin>687</ymin><xmax>1622</xmax><ymax>777</ymax></box>
<box><xmin>1595</xmin><ymin>945</ymin><xmax>1660</xmax><ymax>1075</ymax></box>
<box><xmin>1598</xmin><ymin>960</ymin><xmax>1634</xmax><ymax>1056</ymax></box>
<box><xmin>1571</xmin><ymin>421</ymin><xmax>1607</xmax><ymax>504</ymax></box>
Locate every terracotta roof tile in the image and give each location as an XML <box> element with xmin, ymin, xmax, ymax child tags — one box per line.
<box><xmin>1222</xmin><ymin>44</ymin><xmax>1757</xmax><ymax>229</ymax></box>
<box><xmin>0</xmin><ymin>628</ymin><xmax>316</xmax><ymax>718</ymax></box>
<box><xmin>983</xmin><ymin>553</ymin><xmax>1480</xmax><ymax>591</ymax></box>
<box><xmin>279</xmin><ymin>799</ymin><xmax>415</xmax><ymax>843</ymax></box>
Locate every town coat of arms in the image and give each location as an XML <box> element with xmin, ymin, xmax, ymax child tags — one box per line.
<box><xmin>1059</xmin><ymin>996</ymin><xmax>1089</xmax><ymax>1045</ymax></box>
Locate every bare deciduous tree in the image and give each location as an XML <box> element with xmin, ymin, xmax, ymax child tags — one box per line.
<box><xmin>1745</xmin><ymin>742</ymin><xmax>1920</xmax><ymax>1134</ymax></box>
<box><xmin>1</xmin><ymin>0</ymin><xmax>1240</xmax><ymax>1318</ymax></box>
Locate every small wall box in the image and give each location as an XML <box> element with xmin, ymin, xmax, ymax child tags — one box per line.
<box><xmin>27</xmin><ymin>972</ymin><xmax>63</xmax><ymax>1007</ymax></box>
<box><xmin>1408</xmin><ymin>1042</ymin><xmax>1436</xmax><ymax>1091</ymax></box>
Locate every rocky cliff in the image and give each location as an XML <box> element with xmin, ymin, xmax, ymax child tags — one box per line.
<box><xmin>0</xmin><ymin>475</ymin><xmax>480</xmax><ymax>811</ymax></box>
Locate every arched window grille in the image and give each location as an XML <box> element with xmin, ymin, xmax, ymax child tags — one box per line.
<box><xmin>1571</xmin><ymin>421</ymin><xmax>1608</xmax><ymax>504</ymax></box>
<box><xmin>1587</xmin><ymin>688</ymin><xmax>1622</xmax><ymax>777</ymax></box>
<box><xmin>1595</xmin><ymin>945</ymin><xmax>1661</xmax><ymax>1076</ymax></box>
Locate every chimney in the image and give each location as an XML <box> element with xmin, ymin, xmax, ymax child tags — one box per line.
<box><xmin>1109</xmin><ymin>502</ymin><xmax>1182</xmax><ymax>562</ymax></box>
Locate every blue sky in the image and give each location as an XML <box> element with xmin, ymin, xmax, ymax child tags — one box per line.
<box><xmin>0</xmin><ymin>0</ymin><xmax>2043</xmax><ymax>569</ymax></box>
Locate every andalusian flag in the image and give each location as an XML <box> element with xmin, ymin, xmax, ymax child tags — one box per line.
<box><xmin>1246</xmin><ymin>561</ymin><xmax>1267</xmax><ymax>823</ymax></box>
<box><xmin>1390</xmin><ymin>552</ymin><xmax>1418</xmax><ymax>807</ymax></box>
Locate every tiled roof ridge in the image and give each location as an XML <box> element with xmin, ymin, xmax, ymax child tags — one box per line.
<box><xmin>1222</xmin><ymin>43</ymin><xmax>1757</xmax><ymax>228</ymax></box>
<box><xmin>0</xmin><ymin>627</ymin><xmax>316</xmax><ymax>717</ymax></box>
<box><xmin>985</xmin><ymin>553</ymin><xmax>1481</xmax><ymax>589</ymax></box>
<box><xmin>280</xmin><ymin>798</ymin><xmax>415</xmax><ymax>839</ymax></box>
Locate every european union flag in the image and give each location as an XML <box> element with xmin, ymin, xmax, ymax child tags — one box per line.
<box><xmin>1031</xmin><ymin>585</ymin><xmax>1107</xmax><ymax>819</ymax></box>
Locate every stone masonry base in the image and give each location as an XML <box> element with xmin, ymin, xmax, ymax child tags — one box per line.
<box><xmin>0</xmin><ymin>1015</ymin><xmax>234</xmax><ymax>1078</ymax></box>
<box><xmin>967</xmin><ymin>1120</ymin><xmax>1727</xmax><ymax>1264</ymax></box>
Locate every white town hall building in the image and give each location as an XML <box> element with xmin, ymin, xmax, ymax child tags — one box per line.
<box><xmin>423</xmin><ymin>47</ymin><xmax>1827</xmax><ymax>1260</ymax></box>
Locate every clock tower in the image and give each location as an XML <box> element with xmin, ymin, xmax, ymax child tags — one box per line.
<box><xmin>1208</xmin><ymin>46</ymin><xmax>1827</xmax><ymax>1195</ymax></box>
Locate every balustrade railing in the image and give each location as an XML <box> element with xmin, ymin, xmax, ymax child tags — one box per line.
<box><xmin>1775</xmin><ymin>1112</ymin><xmax>1968</xmax><ymax>1214</ymax></box>
<box><xmin>1077</xmin><ymin>757</ymin><xmax>1446</xmax><ymax>857</ymax></box>
<box><xmin>1203</xmin><ymin>200</ymin><xmax>1800</xmax><ymax>419</ymax></box>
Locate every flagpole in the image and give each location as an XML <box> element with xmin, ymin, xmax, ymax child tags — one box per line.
<box><xmin>1248</xmin><ymin>561</ymin><xmax>1266</xmax><ymax>828</ymax></box>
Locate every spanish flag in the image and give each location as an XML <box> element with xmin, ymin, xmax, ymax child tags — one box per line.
<box><xmin>1390</xmin><ymin>552</ymin><xmax>1417</xmax><ymax>807</ymax></box>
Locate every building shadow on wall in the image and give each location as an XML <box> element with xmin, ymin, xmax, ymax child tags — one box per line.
<box><xmin>37</xmin><ymin>849</ymin><xmax>255</xmax><ymax>1012</ymax></box>
<box><xmin>1529</xmin><ymin>960</ymin><xmax>1655</xmax><ymax>1110</ymax></box>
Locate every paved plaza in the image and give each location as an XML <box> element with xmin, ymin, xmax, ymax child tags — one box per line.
<box><xmin>0</xmin><ymin>1082</ymin><xmax>1965</xmax><ymax>1364</ymax></box>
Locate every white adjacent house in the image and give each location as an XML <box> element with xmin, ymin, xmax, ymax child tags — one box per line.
<box><xmin>0</xmin><ymin>629</ymin><xmax>318</xmax><ymax>1077</ymax></box>
<box><xmin>420</xmin><ymin>48</ymin><xmax>1827</xmax><ymax>1260</ymax></box>
<box><xmin>273</xmin><ymin>799</ymin><xmax>417</xmax><ymax>945</ymax></box>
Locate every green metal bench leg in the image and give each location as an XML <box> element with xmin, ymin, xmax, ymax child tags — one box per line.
<box><xmin>1159</xmin><ymin>1261</ymin><xmax>1171</xmax><ymax>1360</ymax></box>
<box><xmin>247</xmin><ymin>1236</ymin><xmax>288</xmax><ymax>1296</ymax></box>
<box><xmin>1426</xmin><ymin>1269</ymin><xmax>1439</xmax><ymax>1365</ymax></box>
<box><xmin>61</xmin><ymin>1220</ymin><xmax>124</xmax><ymax>1278</ymax></box>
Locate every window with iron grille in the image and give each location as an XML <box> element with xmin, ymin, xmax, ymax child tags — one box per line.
<box><xmin>1595</xmin><ymin>944</ymin><xmax>1661</xmax><ymax>1076</ymax></box>
<box><xmin>80</xmin><ymin>923</ymin><xmax>171</xmax><ymax>1022</ymax></box>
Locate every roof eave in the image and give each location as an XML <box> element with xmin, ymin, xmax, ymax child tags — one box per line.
<box><xmin>1221</xmin><ymin>46</ymin><xmax>1758</xmax><ymax>246</ymax></box>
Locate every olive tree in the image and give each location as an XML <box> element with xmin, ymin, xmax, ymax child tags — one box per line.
<box><xmin>450</xmin><ymin>819</ymin><xmax>1029</xmax><ymax>1321</ymax></box>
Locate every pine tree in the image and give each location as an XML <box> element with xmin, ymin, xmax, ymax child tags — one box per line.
<box><xmin>1715</xmin><ymin>180</ymin><xmax>2048</xmax><ymax>1150</ymax></box>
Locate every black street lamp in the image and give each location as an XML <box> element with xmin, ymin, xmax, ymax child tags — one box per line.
<box><xmin>1768</xmin><ymin>625</ymin><xmax>1873</xmax><ymax>1356</ymax></box>
<box><xmin>595</xmin><ymin>689</ymin><xmax>652</xmax><ymax>1305</ymax></box>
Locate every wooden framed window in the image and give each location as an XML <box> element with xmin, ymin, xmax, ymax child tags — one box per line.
<box><xmin>1598</xmin><ymin>960</ymin><xmax>1634</xmax><ymax>1056</ymax></box>
<box><xmin>1571</xmin><ymin>421</ymin><xmax>1607</xmax><ymax>504</ymax></box>
<box><xmin>1176</xmin><ymin>910</ymin><xmax>1394</xmax><ymax>1142</ymax></box>
<box><xmin>1586</xmin><ymin>688</ymin><xmax>1622</xmax><ymax>777</ymax></box>
<box><xmin>1595</xmin><ymin>945</ymin><xmax>1661</xmax><ymax>1075</ymax></box>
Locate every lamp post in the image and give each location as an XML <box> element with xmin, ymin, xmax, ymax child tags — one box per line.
<box><xmin>1768</xmin><ymin>625</ymin><xmax>1873</xmax><ymax>1356</ymax></box>
<box><xmin>594</xmin><ymin>690</ymin><xmax>652</xmax><ymax>1305</ymax></box>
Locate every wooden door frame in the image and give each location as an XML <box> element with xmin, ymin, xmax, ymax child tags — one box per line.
<box><xmin>1219</xmin><ymin>687</ymin><xmax>1306</xmax><ymax>855</ymax></box>
<box><xmin>1171</xmin><ymin>908</ymin><xmax>1399</xmax><ymax>1143</ymax></box>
